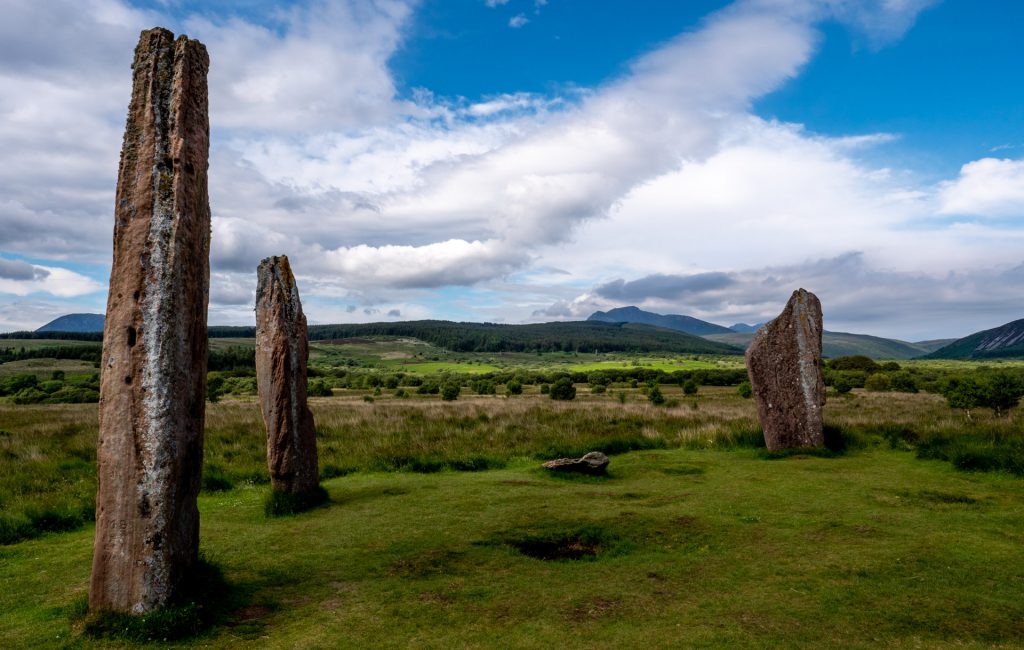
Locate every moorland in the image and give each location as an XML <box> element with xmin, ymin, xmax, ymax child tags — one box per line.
<box><xmin>2</xmin><ymin>333</ymin><xmax>1024</xmax><ymax>648</ymax></box>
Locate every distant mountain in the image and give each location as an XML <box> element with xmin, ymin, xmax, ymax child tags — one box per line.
<box><xmin>703</xmin><ymin>330</ymin><xmax>940</xmax><ymax>360</ymax></box>
<box><xmin>587</xmin><ymin>306</ymin><xmax>732</xmax><ymax>336</ymax></box>
<box><xmin>729</xmin><ymin>322</ymin><xmax>764</xmax><ymax>333</ymax></box>
<box><xmin>925</xmin><ymin>318</ymin><xmax>1024</xmax><ymax>360</ymax></box>
<box><xmin>36</xmin><ymin>313</ymin><xmax>105</xmax><ymax>333</ymax></box>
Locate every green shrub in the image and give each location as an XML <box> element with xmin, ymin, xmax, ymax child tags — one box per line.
<box><xmin>549</xmin><ymin>378</ymin><xmax>576</xmax><ymax>401</ymax></box>
<box><xmin>441</xmin><ymin>383</ymin><xmax>461</xmax><ymax>401</ymax></box>
<box><xmin>682</xmin><ymin>380</ymin><xmax>698</xmax><ymax>395</ymax></box>
<box><xmin>863</xmin><ymin>373</ymin><xmax>890</xmax><ymax>392</ymax></box>
<box><xmin>828</xmin><ymin>355</ymin><xmax>880</xmax><ymax>373</ymax></box>
<box><xmin>889</xmin><ymin>371</ymin><xmax>918</xmax><ymax>393</ymax></box>
<box><xmin>308</xmin><ymin>379</ymin><xmax>333</xmax><ymax>397</ymax></box>
<box><xmin>506</xmin><ymin>379</ymin><xmax>523</xmax><ymax>396</ymax></box>
<box><xmin>737</xmin><ymin>381</ymin><xmax>752</xmax><ymax>398</ymax></box>
<box><xmin>648</xmin><ymin>385</ymin><xmax>666</xmax><ymax>405</ymax></box>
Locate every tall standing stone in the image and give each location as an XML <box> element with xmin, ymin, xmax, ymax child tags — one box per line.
<box><xmin>255</xmin><ymin>256</ymin><xmax>320</xmax><ymax>496</ymax></box>
<box><xmin>90</xmin><ymin>28</ymin><xmax>211</xmax><ymax>614</ymax></box>
<box><xmin>745</xmin><ymin>288</ymin><xmax>826</xmax><ymax>451</ymax></box>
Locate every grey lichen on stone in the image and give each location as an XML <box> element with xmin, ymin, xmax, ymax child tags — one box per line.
<box><xmin>745</xmin><ymin>288</ymin><xmax>826</xmax><ymax>451</ymax></box>
<box><xmin>90</xmin><ymin>27</ymin><xmax>211</xmax><ymax>615</ymax></box>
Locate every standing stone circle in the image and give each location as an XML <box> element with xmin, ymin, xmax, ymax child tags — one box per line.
<box><xmin>90</xmin><ymin>27</ymin><xmax>211</xmax><ymax>614</ymax></box>
<box><xmin>745</xmin><ymin>288</ymin><xmax>826</xmax><ymax>451</ymax></box>
<box><xmin>255</xmin><ymin>255</ymin><xmax>320</xmax><ymax>496</ymax></box>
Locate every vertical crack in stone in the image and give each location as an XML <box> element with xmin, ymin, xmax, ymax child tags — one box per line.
<box><xmin>255</xmin><ymin>255</ymin><xmax>320</xmax><ymax>494</ymax></box>
<box><xmin>90</xmin><ymin>28</ymin><xmax>210</xmax><ymax>614</ymax></box>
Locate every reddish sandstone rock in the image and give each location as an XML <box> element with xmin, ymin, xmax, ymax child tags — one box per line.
<box><xmin>745</xmin><ymin>289</ymin><xmax>826</xmax><ymax>451</ymax></box>
<box><xmin>91</xmin><ymin>27</ymin><xmax>211</xmax><ymax>614</ymax></box>
<box><xmin>255</xmin><ymin>255</ymin><xmax>320</xmax><ymax>495</ymax></box>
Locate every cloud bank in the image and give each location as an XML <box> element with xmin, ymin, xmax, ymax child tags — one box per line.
<box><xmin>1</xmin><ymin>0</ymin><xmax>1020</xmax><ymax>340</ymax></box>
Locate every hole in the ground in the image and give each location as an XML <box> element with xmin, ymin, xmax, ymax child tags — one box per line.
<box><xmin>507</xmin><ymin>526</ymin><xmax>618</xmax><ymax>561</ymax></box>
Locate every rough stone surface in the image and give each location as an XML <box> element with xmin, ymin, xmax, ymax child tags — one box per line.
<box><xmin>745</xmin><ymin>288</ymin><xmax>826</xmax><ymax>451</ymax></box>
<box><xmin>255</xmin><ymin>255</ymin><xmax>320</xmax><ymax>494</ymax></box>
<box><xmin>90</xmin><ymin>27</ymin><xmax>211</xmax><ymax>614</ymax></box>
<box><xmin>543</xmin><ymin>451</ymin><xmax>610</xmax><ymax>475</ymax></box>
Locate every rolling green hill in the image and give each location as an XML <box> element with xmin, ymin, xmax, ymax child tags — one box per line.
<box><xmin>925</xmin><ymin>318</ymin><xmax>1024</xmax><ymax>359</ymax></box>
<box><xmin>704</xmin><ymin>330</ymin><xmax>939</xmax><ymax>360</ymax></box>
<box><xmin>296</xmin><ymin>320</ymin><xmax>742</xmax><ymax>355</ymax></box>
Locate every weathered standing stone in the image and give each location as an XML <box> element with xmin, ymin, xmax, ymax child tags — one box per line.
<box><xmin>255</xmin><ymin>256</ymin><xmax>320</xmax><ymax>495</ymax></box>
<box><xmin>90</xmin><ymin>28</ymin><xmax>211</xmax><ymax>614</ymax></box>
<box><xmin>745</xmin><ymin>288</ymin><xmax>826</xmax><ymax>451</ymax></box>
<box><xmin>542</xmin><ymin>451</ymin><xmax>610</xmax><ymax>475</ymax></box>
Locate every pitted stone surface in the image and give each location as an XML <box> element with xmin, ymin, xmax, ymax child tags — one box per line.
<box><xmin>91</xmin><ymin>27</ymin><xmax>211</xmax><ymax>614</ymax></box>
<box><xmin>256</xmin><ymin>255</ymin><xmax>320</xmax><ymax>494</ymax></box>
<box><xmin>745</xmin><ymin>289</ymin><xmax>826</xmax><ymax>451</ymax></box>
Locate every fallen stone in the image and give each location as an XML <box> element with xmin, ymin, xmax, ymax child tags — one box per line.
<box><xmin>543</xmin><ymin>451</ymin><xmax>610</xmax><ymax>475</ymax></box>
<box><xmin>90</xmin><ymin>27</ymin><xmax>211</xmax><ymax>614</ymax></box>
<box><xmin>255</xmin><ymin>255</ymin><xmax>320</xmax><ymax>495</ymax></box>
<box><xmin>745</xmin><ymin>288</ymin><xmax>826</xmax><ymax>451</ymax></box>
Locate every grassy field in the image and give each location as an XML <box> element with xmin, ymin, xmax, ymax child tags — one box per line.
<box><xmin>2</xmin><ymin>386</ymin><xmax>1024</xmax><ymax>647</ymax></box>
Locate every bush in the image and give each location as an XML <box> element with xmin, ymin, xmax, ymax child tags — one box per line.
<box><xmin>828</xmin><ymin>355</ymin><xmax>880</xmax><ymax>373</ymax></box>
<box><xmin>648</xmin><ymin>385</ymin><xmax>666</xmax><ymax>405</ymax></box>
<box><xmin>863</xmin><ymin>373</ymin><xmax>890</xmax><ymax>392</ymax></box>
<box><xmin>441</xmin><ymin>383</ymin><xmax>461</xmax><ymax>401</ymax></box>
<box><xmin>308</xmin><ymin>379</ymin><xmax>333</xmax><ymax>397</ymax></box>
<box><xmin>506</xmin><ymin>379</ymin><xmax>523</xmax><ymax>396</ymax></box>
<box><xmin>471</xmin><ymin>379</ymin><xmax>496</xmax><ymax>395</ymax></box>
<box><xmin>737</xmin><ymin>381</ymin><xmax>752</xmax><ymax>398</ymax></box>
<box><xmin>833</xmin><ymin>376</ymin><xmax>853</xmax><ymax>395</ymax></box>
<box><xmin>540</xmin><ymin>383</ymin><xmax>550</xmax><ymax>395</ymax></box>
<box><xmin>206</xmin><ymin>376</ymin><xmax>226</xmax><ymax>403</ymax></box>
<box><xmin>549</xmin><ymin>378</ymin><xmax>576</xmax><ymax>401</ymax></box>
<box><xmin>889</xmin><ymin>371</ymin><xmax>918</xmax><ymax>393</ymax></box>
<box><xmin>682</xmin><ymin>380</ymin><xmax>698</xmax><ymax>395</ymax></box>
<box><xmin>591</xmin><ymin>384</ymin><xmax>606</xmax><ymax>394</ymax></box>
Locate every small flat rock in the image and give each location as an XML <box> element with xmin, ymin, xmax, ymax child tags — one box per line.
<box><xmin>543</xmin><ymin>451</ymin><xmax>610</xmax><ymax>475</ymax></box>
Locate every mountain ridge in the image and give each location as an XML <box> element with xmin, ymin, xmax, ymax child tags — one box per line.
<box><xmin>588</xmin><ymin>306</ymin><xmax>734</xmax><ymax>335</ymax></box>
<box><xmin>925</xmin><ymin>318</ymin><xmax>1024</xmax><ymax>359</ymax></box>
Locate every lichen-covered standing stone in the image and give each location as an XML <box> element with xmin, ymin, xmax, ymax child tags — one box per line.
<box><xmin>90</xmin><ymin>28</ymin><xmax>211</xmax><ymax>614</ymax></box>
<box><xmin>745</xmin><ymin>289</ymin><xmax>826</xmax><ymax>451</ymax></box>
<box><xmin>256</xmin><ymin>256</ymin><xmax>320</xmax><ymax>494</ymax></box>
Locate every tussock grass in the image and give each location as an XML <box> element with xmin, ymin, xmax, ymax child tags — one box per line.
<box><xmin>3</xmin><ymin>388</ymin><xmax>1024</xmax><ymax>546</ymax></box>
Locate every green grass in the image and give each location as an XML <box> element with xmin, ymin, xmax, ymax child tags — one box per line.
<box><xmin>2</xmin><ymin>446</ymin><xmax>1024</xmax><ymax>647</ymax></box>
<box><xmin>385</xmin><ymin>361</ymin><xmax>503</xmax><ymax>374</ymax></box>
<box><xmin>0</xmin><ymin>338</ymin><xmax>97</xmax><ymax>350</ymax></box>
<box><xmin>0</xmin><ymin>358</ymin><xmax>97</xmax><ymax>379</ymax></box>
<box><xmin>559</xmin><ymin>358</ymin><xmax>719</xmax><ymax>372</ymax></box>
<box><xmin>4</xmin><ymin>385</ymin><xmax>1024</xmax><ymax>646</ymax></box>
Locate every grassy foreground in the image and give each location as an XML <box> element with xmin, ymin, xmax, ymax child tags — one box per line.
<box><xmin>2</xmin><ymin>399</ymin><xmax>1024</xmax><ymax>647</ymax></box>
<box><xmin>2</xmin><ymin>388</ymin><xmax>1024</xmax><ymax>646</ymax></box>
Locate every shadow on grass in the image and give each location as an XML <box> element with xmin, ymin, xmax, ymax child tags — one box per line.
<box><xmin>78</xmin><ymin>555</ymin><xmax>239</xmax><ymax>643</ymax></box>
<box><xmin>264</xmin><ymin>485</ymin><xmax>330</xmax><ymax>517</ymax></box>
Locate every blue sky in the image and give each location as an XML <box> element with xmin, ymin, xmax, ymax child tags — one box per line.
<box><xmin>1</xmin><ymin>0</ymin><xmax>1023</xmax><ymax>340</ymax></box>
